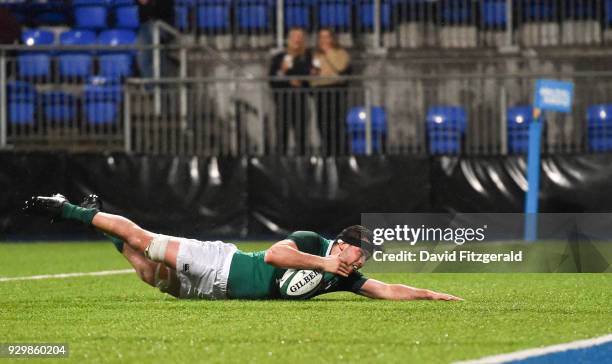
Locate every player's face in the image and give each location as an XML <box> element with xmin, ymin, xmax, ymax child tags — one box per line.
<box><xmin>339</xmin><ymin>244</ymin><xmax>366</xmax><ymax>271</ymax></box>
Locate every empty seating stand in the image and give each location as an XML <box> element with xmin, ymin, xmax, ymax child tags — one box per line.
<box><xmin>5</xmin><ymin>0</ymin><xmax>29</xmax><ymax>24</ymax></box>
<box><xmin>438</xmin><ymin>1</ymin><xmax>477</xmax><ymax>48</ymax></box>
<box><xmin>235</xmin><ymin>0</ymin><xmax>274</xmax><ymax>48</ymax></box>
<box><xmin>175</xmin><ymin>0</ymin><xmax>195</xmax><ymax>31</ymax></box>
<box><xmin>606</xmin><ymin>0</ymin><xmax>612</xmax><ymax>43</ymax></box>
<box><xmin>561</xmin><ymin>0</ymin><xmax>601</xmax><ymax>45</ymax></box>
<box><xmin>42</xmin><ymin>91</ymin><xmax>77</xmax><ymax>123</ymax></box>
<box><xmin>6</xmin><ymin>0</ymin><xmax>612</xmax><ymax>51</ymax></box>
<box><xmin>482</xmin><ymin>0</ymin><xmax>507</xmax><ymax>28</ymax></box>
<box><xmin>507</xmin><ymin>105</ymin><xmax>534</xmax><ymax>154</ymax></box>
<box><xmin>236</xmin><ymin>0</ymin><xmax>271</xmax><ymax>32</ymax></box>
<box><xmin>285</xmin><ymin>0</ymin><xmax>311</xmax><ymax>29</ymax></box>
<box><xmin>97</xmin><ymin>29</ymin><xmax>137</xmax><ymax>78</ymax></box>
<box><xmin>73</xmin><ymin>0</ymin><xmax>108</xmax><ymax>30</ymax></box>
<box><xmin>58</xmin><ymin>30</ymin><xmax>96</xmax><ymax>79</ymax></box>
<box><xmin>113</xmin><ymin>0</ymin><xmax>140</xmax><ymax>29</ymax></box>
<box><xmin>17</xmin><ymin>29</ymin><xmax>55</xmax><ymax>80</ymax></box>
<box><xmin>587</xmin><ymin>105</ymin><xmax>612</xmax><ymax>152</ymax></box>
<box><xmin>318</xmin><ymin>0</ymin><xmax>351</xmax><ymax>29</ymax></box>
<box><xmin>7</xmin><ymin>0</ymin><xmax>612</xmax><ymax>51</ymax></box>
<box><xmin>357</xmin><ymin>0</ymin><xmax>392</xmax><ymax>30</ymax></box>
<box><xmin>481</xmin><ymin>0</ymin><xmax>508</xmax><ymax>46</ymax></box>
<box><xmin>396</xmin><ymin>0</ymin><xmax>432</xmax><ymax>48</ymax></box>
<box><xmin>426</xmin><ymin>106</ymin><xmax>467</xmax><ymax>155</ymax></box>
<box><xmin>84</xmin><ymin>76</ymin><xmax>123</xmax><ymax>125</ymax></box>
<box><xmin>195</xmin><ymin>0</ymin><xmax>233</xmax><ymax>47</ymax></box>
<box><xmin>34</xmin><ymin>0</ymin><xmax>69</xmax><ymax>25</ymax></box>
<box><xmin>346</xmin><ymin>106</ymin><xmax>387</xmax><ymax>155</ymax></box>
<box><xmin>197</xmin><ymin>0</ymin><xmax>231</xmax><ymax>34</ymax></box>
<box><xmin>356</xmin><ymin>0</ymin><xmax>394</xmax><ymax>46</ymax></box>
<box><xmin>8</xmin><ymin>81</ymin><xmax>36</xmax><ymax>126</ymax></box>
<box><xmin>519</xmin><ymin>0</ymin><xmax>559</xmax><ymax>46</ymax></box>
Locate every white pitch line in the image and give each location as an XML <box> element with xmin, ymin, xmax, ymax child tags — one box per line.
<box><xmin>455</xmin><ymin>334</ymin><xmax>612</xmax><ymax>364</ymax></box>
<box><xmin>0</xmin><ymin>269</ymin><xmax>135</xmax><ymax>282</ymax></box>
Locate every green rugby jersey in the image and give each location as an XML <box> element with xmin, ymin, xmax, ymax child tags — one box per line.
<box><xmin>226</xmin><ymin>231</ymin><xmax>368</xmax><ymax>299</ymax></box>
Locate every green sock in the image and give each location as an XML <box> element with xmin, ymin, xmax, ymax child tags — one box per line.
<box><xmin>60</xmin><ymin>203</ymin><xmax>123</xmax><ymax>253</ymax></box>
<box><xmin>104</xmin><ymin>233</ymin><xmax>125</xmax><ymax>253</ymax></box>
<box><xmin>60</xmin><ymin>203</ymin><xmax>98</xmax><ymax>225</ymax></box>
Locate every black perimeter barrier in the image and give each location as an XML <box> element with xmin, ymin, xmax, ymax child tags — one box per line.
<box><xmin>2</xmin><ymin>152</ymin><xmax>612</xmax><ymax>240</ymax></box>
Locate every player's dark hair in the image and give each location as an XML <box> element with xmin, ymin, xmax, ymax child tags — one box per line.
<box><xmin>336</xmin><ymin>225</ymin><xmax>377</xmax><ymax>258</ymax></box>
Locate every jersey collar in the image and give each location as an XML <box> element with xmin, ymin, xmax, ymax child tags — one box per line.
<box><xmin>325</xmin><ymin>239</ymin><xmax>334</xmax><ymax>256</ymax></box>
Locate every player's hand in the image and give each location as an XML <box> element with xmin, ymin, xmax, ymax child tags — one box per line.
<box><xmin>430</xmin><ymin>291</ymin><xmax>463</xmax><ymax>301</ymax></box>
<box><xmin>321</xmin><ymin>255</ymin><xmax>352</xmax><ymax>277</ymax></box>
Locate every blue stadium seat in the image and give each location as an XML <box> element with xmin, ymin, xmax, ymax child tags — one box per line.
<box><xmin>84</xmin><ymin>76</ymin><xmax>123</xmax><ymax>125</ymax></box>
<box><xmin>58</xmin><ymin>30</ymin><xmax>96</xmax><ymax>79</ymax></box>
<box><xmin>236</xmin><ymin>0</ymin><xmax>271</xmax><ymax>31</ymax></box>
<box><xmin>397</xmin><ymin>0</ymin><xmax>430</xmax><ymax>22</ymax></box>
<box><xmin>285</xmin><ymin>0</ymin><xmax>311</xmax><ymax>29</ymax></box>
<box><xmin>426</xmin><ymin>106</ymin><xmax>467</xmax><ymax>155</ymax></box>
<box><xmin>563</xmin><ymin>0</ymin><xmax>596</xmax><ymax>20</ymax></box>
<box><xmin>113</xmin><ymin>0</ymin><xmax>140</xmax><ymax>29</ymax></box>
<box><xmin>33</xmin><ymin>0</ymin><xmax>69</xmax><ymax>25</ymax></box>
<box><xmin>197</xmin><ymin>0</ymin><xmax>231</xmax><ymax>33</ymax></box>
<box><xmin>17</xmin><ymin>29</ymin><xmax>54</xmax><ymax>79</ymax></box>
<box><xmin>507</xmin><ymin>106</ymin><xmax>533</xmax><ymax>154</ymax></box>
<box><xmin>521</xmin><ymin>0</ymin><xmax>556</xmax><ymax>22</ymax></box>
<box><xmin>605</xmin><ymin>0</ymin><xmax>612</xmax><ymax>24</ymax></box>
<box><xmin>318</xmin><ymin>0</ymin><xmax>351</xmax><ymax>30</ymax></box>
<box><xmin>175</xmin><ymin>0</ymin><xmax>195</xmax><ymax>31</ymax></box>
<box><xmin>73</xmin><ymin>0</ymin><xmax>108</xmax><ymax>29</ymax></box>
<box><xmin>42</xmin><ymin>91</ymin><xmax>77</xmax><ymax>123</ymax></box>
<box><xmin>346</xmin><ymin>106</ymin><xmax>387</xmax><ymax>155</ymax></box>
<box><xmin>21</xmin><ymin>29</ymin><xmax>55</xmax><ymax>46</ymax></box>
<box><xmin>98</xmin><ymin>29</ymin><xmax>136</xmax><ymax>78</ymax></box>
<box><xmin>8</xmin><ymin>81</ymin><xmax>36</xmax><ymax>126</ymax></box>
<box><xmin>587</xmin><ymin>104</ymin><xmax>612</xmax><ymax>152</ymax></box>
<box><xmin>440</xmin><ymin>1</ymin><xmax>473</xmax><ymax>24</ymax></box>
<box><xmin>481</xmin><ymin>0</ymin><xmax>507</xmax><ymax>27</ymax></box>
<box><xmin>5</xmin><ymin>0</ymin><xmax>29</xmax><ymax>24</ymax></box>
<box><xmin>72</xmin><ymin>0</ymin><xmax>110</xmax><ymax>5</ymax></box>
<box><xmin>357</xmin><ymin>0</ymin><xmax>391</xmax><ymax>30</ymax></box>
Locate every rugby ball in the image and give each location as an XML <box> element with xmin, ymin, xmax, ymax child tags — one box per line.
<box><xmin>279</xmin><ymin>269</ymin><xmax>324</xmax><ymax>299</ymax></box>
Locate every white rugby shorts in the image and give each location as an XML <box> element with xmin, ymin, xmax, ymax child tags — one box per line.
<box><xmin>173</xmin><ymin>238</ymin><xmax>237</xmax><ymax>299</ymax></box>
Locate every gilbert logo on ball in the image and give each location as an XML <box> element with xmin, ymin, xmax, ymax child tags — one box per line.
<box><xmin>279</xmin><ymin>269</ymin><xmax>324</xmax><ymax>299</ymax></box>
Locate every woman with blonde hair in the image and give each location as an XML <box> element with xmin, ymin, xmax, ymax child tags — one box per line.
<box><xmin>311</xmin><ymin>27</ymin><xmax>352</xmax><ymax>156</ymax></box>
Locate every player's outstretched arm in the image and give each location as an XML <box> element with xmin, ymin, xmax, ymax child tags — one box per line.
<box><xmin>264</xmin><ymin>240</ymin><xmax>353</xmax><ymax>277</ymax></box>
<box><xmin>358</xmin><ymin>279</ymin><xmax>463</xmax><ymax>301</ymax></box>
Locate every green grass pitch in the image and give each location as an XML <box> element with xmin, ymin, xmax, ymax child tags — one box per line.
<box><xmin>1</xmin><ymin>242</ymin><xmax>611</xmax><ymax>363</ymax></box>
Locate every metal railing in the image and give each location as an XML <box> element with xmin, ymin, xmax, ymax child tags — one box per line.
<box><xmin>119</xmin><ymin>72</ymin><xmax>612</xmax><ymax>157</ymax></box>
<box><xmin>3</xmin><ymin>0</ymin><xmax>612</xmax><ymax>50</ymax></box>
<box><xmin>0</xmin><ymin>42</ymin><xmax>189</xmax><ymax>151</ymax></box>
<box><xmin>171</xmin><ymin>0</ymin><xmax>612</xmax><ymax>50</ymax></box>
<box><xmin>3</xmin><ymin>39</ymin><xmax>612</xmax><ymax>156</ymax></box>
<box><xmin>124</xmin><ymin>79</ymin><xmax>372</xmax><ymax>156</ymax></box>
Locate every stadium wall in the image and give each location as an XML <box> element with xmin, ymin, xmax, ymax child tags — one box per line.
<box><xmin>2</xmin><ymin>152</ymin><xmax>612</xmax><ymax>240</ymax></box>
